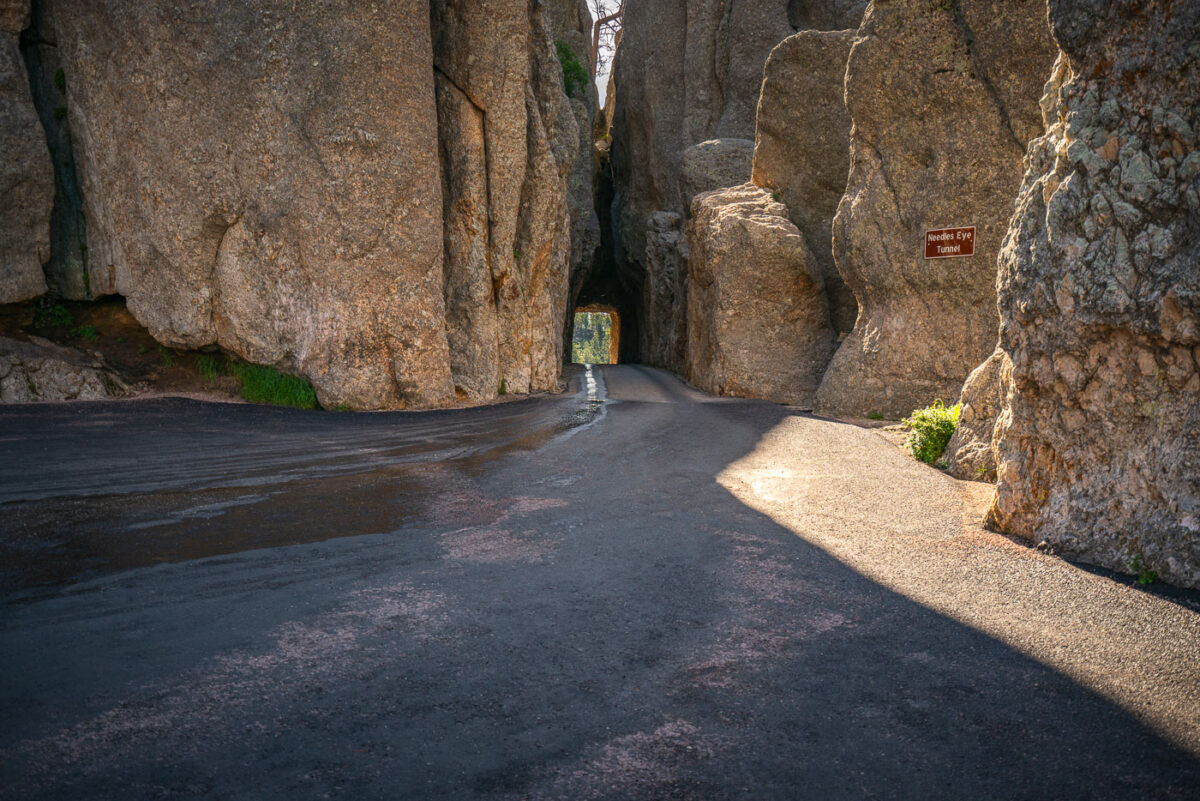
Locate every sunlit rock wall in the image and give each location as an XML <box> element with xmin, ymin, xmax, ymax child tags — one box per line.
<box><xmin>988</xmin><ymin>1</ymin><xmax>1200</xmax><ymax>589</ymax></box>
<box><xmin>813</xmin><ymin>0</ymin><xmax>1056</xmax><ymax>419</ymax></box>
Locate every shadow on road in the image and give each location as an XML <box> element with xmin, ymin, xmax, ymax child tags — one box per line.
<box><xmin>0</xmin><ymin>365</ymin><xmax>1197</xmax><ymax>799</ymax></box>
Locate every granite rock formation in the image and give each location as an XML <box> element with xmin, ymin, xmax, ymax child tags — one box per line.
<box><xmin>610</xmin><ymin>0</ymin><xmax>796</xmax><ymax>371</ymax></box>
<box><xmin>432</xmin><ymin>0</ymin><xmax>583</xmax><ymax>401</ymax></box>
<box><xmin>0</xmin><ymin>334</ymin><xmax>128</xmax><ymax>401</ymax></box>
<box><xmin>38</xmin><ymin>0</ymin><xmax>588</xmax><ymax>410</ymax></box>
<box><xmin>54</xmin><ymin>0</ymin><xmax>451</xmax><ymax>409</ymax></box>
<box><xmin>681</xmin><ymin>138</ymin><xmax>755</xmax><ymax>213</ymax></box>
<box><xmin>988</xmin><ymin>2</ymin><xmax>1200</xmax><ymax>589</ymax></box>
<box><xmin>813</xmin><ymin>0</ymin><xmax>1057</xmax><ymax>419</ymax></box>
<box><xmin>751</xmin><ymin>29</ymin><xmax>856</xmax><ymax>335</ymax></box>
<box><xmin>0</xmin><ymin>0</ymin><xmax>52</xmax><ymax>303</ymax></box>
<box><xmin>686</xmin><ymin>183</ymin><xmax>834</xmax><ymax>407</ymax></box>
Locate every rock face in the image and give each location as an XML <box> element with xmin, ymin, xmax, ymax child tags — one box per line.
<box><xmin>751</xmin><ymin>29</ymin><xmax>856</xmax><ymax>335</ymax></box>
<box><xmin>988</xmin><ymin>2</ymin><xmax>1200</xmax><ymax>589</ymax></box>
<box><xmin>19</xmin><ymin>0</ymin><xmax>91</xmax><ymax>300</ymax></box>
<box><xmin>0</xmin><ymin>335</ymin><xmax>128</xmax><ymax>401</ymax></box>
<box><xmin>610</xmin><ymin>0</ymin><xmax>797</xmax><ymax>372</ymax></box>
<box><xmin>42</xmin><ymin>0</ymin><xmax>587</xmax><ymax>410</ymax></box>
<box><xmin>787</xmin><ymin>0</ymin><xmax>867</xmax><ymax>30</ymax></box>
<box><xmin>54</xmin><ymin>0</ymin><xmax>450</xmax><ymax>410</ymax></box>
<box><xmin>0</xmin><ymin>0</ymin><xmax>52</xmax><ymax>303</ymax></box>
<box><xmin>681</xmin><ymin>138</ymin><xmax>755</xmax><ymax>213</ymax></box>
<box><xmin>686</xmin><ymin>183</ymin><xmax>834</xmax><ymax>407</ymax></box>
<box><xmin>432</xmin><ymin>0</ymin><xmax>582</xmax><ymax>401</ymax></box>
<box><xmin>813</xmin><ymin>0</ymin><xmax>1057</xmax><ymax>419</ymax></box>
<box><xmin>941</xmin><ymin>345</ymin><xmax>1007</xmax><ymax>482</ymax></box>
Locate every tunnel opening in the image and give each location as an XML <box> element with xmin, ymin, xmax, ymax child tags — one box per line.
<box><xmin>565</xmin><ymin>126</ymin><xmax>644</xmax><ymax>366</ymax></box>
<box><xmin>570</xmin><ymin>307</ymin><xmax>619</xmax><ymax>365</ymax></box>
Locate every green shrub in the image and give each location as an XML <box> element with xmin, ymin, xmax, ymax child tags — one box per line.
<box><xmin>555</xmin><ymin>41</ymin><xmax>589</xmax><ymax>99</ymax></box>
<box><xmin>70</xmin><ymin>324</ymin><xmax>98</xmax><ymax>341</ymax></box>
<box><xmin>903</xmin><ymin>400</ymin><xmax>961</xmax><ymax>464</ymax></box>
<box><xmin>231</xmin><ymin>362</ymin><xmax>320</xmax><ymax>409</ymax></box>
<box><xmin>1128</xmin><ymin>554</ymin><xmax>1158</xmax><ymax>585</ymax></box>
<box><xmin>33</xmin><ymin>302</ymin><xmax>73</xmax><ymax>328</ymax></box>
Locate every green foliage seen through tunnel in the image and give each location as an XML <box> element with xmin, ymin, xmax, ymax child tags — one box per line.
<box><xmin>572</xmin><ymin>312</ymin><xmax>614</xmax><ymax>364</ymax></box>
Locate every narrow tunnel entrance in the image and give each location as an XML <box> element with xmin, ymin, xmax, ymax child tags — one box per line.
<box><xmin>570</xmin><ymin>307</ymin><xmax>619</xmax><ymax>365</ymax></box>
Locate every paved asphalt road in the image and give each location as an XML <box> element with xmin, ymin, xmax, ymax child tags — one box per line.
<box><xmin>1</xmin><ymin>364</ymin><xmax>1198</xmax><ymax>799</ymax></box>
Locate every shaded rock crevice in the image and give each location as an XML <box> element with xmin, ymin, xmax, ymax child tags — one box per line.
<box><xmin>1</xmin><ymin>0</ymin><xmax>52</xmax><ymax>303</ymax></box>
<box><xmin>18</xmin><ymin>0</ymin><xmax>88</xmax><ymax>300</ymax></box>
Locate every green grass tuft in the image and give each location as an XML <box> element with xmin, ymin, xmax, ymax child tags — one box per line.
<box><xmin>555</xmin><ymin>41</ymin><xmax>589</xmax><ymax>99</ymax></box>
<box><xmin>70</xmin><ymin>324</ymin><xmax>98</xmax><ymax>341</ymax></box>
<box><xmin>903</xmin><ymin>399</ymin><xmax>961</xmax><ymax>464</ymax></box>
<box><xmin>196</xmin><ymin>354</ymin><xmax>227</xmax><ymax>384</ymax></box>
<box><xmin>231</xmin><ymin>362</ymin><xmax>320</xmax><ymax>409</ymax></box>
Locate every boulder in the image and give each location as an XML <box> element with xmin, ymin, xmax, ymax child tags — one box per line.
<box><xmin>681</xmin><ymin>138</ymin><xmax>755</xmax><ymax>212</ymax></box>
<box><xmin>0</xmin><ymin>335</ymin><xmax>128</xmax><ymax>402</ymax></box>
<box><xmin>941</xmin><ymin>346</ymin><xmax>1008</xmax><ymax>482</ymax></box>
<box><xmin>0</xmin><ymin>0</ymin><xmax>52</xmax><ymax>303</ymax></box>
<box><xmin>813</xmin><ymin>0</ymin><xmax>1057</xmax><ymax>419</ymax></box>
<box><xmin>686</xmin><ymin>183</ymin><xmax>835</xmax><ymax>407</ymax></box>
<box><xmin>752</xmin><ymin>29</ymin><xmax>856</xmax><ymax>336</ymax></box>
<box><xmin>988</xmin><ymin>2</ymin><xmax>1200</xmax><ymax>589</ymax></box>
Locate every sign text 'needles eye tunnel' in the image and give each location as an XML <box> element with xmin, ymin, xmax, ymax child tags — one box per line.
<box><xmin>924</xmin><ymin>226</ymin><xmax>976</xmax><ymax>259</ymax></box>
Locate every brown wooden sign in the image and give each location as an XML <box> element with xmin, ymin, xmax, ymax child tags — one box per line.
<box><xmin>924</xmin><ymin>226</ymin><xmax>976</xmax><ymax>259</ymax></box>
